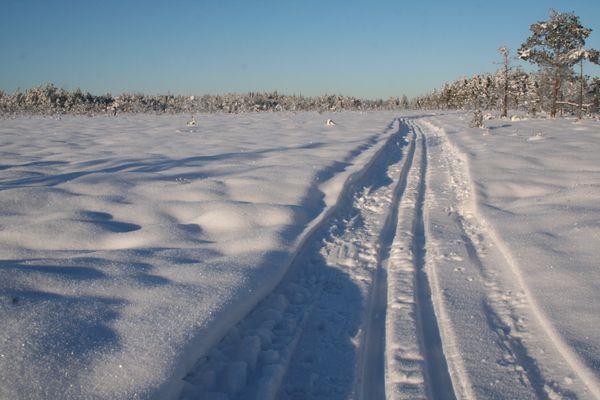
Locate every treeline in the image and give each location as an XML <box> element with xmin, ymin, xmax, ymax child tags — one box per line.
<box><xmin>0</xmin><ymin>85</ymin><xmax>410</xmax><ymax>116</ymax></box>
<box><xmin>3</xmin><ymin>12</ymin><xmax>597</xmax><ymax>118</ymax></box>
<box><xmin>413</xmin><ymin>11</ymin><xmax>600</xmax><ymax>117</ymax></box>
<box><xmin>410</xmin><ymin>70</ymin><xmax>600</xmax><ymax>115</ymax></box>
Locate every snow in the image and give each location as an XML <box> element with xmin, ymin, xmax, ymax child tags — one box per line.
<box><xmin>418</xmin><ymin>114</ymin><xmax>600</xmax><ymax>399</ymax></box>
<box><xmin>1</xmin><ymin>111</ymin><xmax>599</xmax><ymax>399</ymax></box>
<box><xmin>0</xmin><ymin>112</ymin><xmax>397</xmax><ymax>399</ymax></box>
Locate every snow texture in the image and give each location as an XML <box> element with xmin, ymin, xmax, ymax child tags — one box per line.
<box><xmin>1</xmin><ymin>112</ymin><xmax>599</xmax><ymax>400</ymax></box>
<box><xmin>421</xmin><ymin>114</ymin><xmax>600</xmax><ymax>399</ymax></box>
<box><xmin>0</xmin><ymin>112</ymin><xmax>397</xmax><ymax>399</ymax></box>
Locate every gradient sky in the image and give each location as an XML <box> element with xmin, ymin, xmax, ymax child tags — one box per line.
<box><xmin>1</xmin><ymin>0</ymin><xmax>599</xmax><ymax>99</ymax></box>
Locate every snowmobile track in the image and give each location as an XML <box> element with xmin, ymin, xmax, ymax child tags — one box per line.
<box><xmin>355</xmin><ymin>119</ymin><xmax>416</xmax><ymax>400</ymax></box>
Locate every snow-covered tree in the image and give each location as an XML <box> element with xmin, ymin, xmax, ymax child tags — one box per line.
<box><xmin>573</xmin><ymin>50</ymin><xmax>599</xmax><ymax>117</ymax></box>
<box><xmin>400</xmin><ymin>95</ymin><xmax>409</xmax><ymax>109</ymax></box>
<box><xmin>518</xmin><ymin>10</ymin><xmax>598</xmax><ymax>117</ymax></box>
<box><xmin>590</xmin><ymin>77</ymin><xmax>600</xmax><ymax>114</ymax></box>
<box><xmin>497</xmin><ymin>46</ymin><xmax>511</xmax><ymax>117</ymax></box>
<box><xmin>511</xmin><ymin>68</ymin><xmax>540</xmax><ymax>115</ymax></box>
<box><xmin>470</xmin><ymin>109</ymin><xmax>484</xmax><ymax>128</ymax></box>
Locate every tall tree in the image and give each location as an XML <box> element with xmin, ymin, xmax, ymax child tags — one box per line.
<box><xmin>573</xmin><ymin>49</ymin><xmax>599</xmax><ymax>117</ymax></box>
<box><xmin>497</xmin><ymin>46</ymin><xmax>511</xmax><ymax>117</ymax></box>
<box><xmin>518</xmin><ymin>10</ymin><xmax>598</xmax><ymax>117</ymax></box>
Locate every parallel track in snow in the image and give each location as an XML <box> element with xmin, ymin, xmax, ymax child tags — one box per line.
<box><xmin>177</xmin><ymin>115</ymin><xmax>598</xmax><ymax>400</ymax></box>
<box><xmin>410</xmin><ymin>122</ymin><xmax>456</xmax><ymax>400</ymax></box>
<box><xmin>178</xmin><ymin>118</ymin><xmax>417</xmax><ymax>400</ymax></box>
<box><xmin>418</xmin><ymin>117</ymin><xmax>600</xmax><ymax>399</ymax></box>
<box><xmin>385</xmin><ymin>120</ymin><xmax>456</xmax><ymax>400</ymax></box>
<box><xmin>177</xmin><ymin>118</ymin><xmax>465</xmax><ymax>400</ymax></box>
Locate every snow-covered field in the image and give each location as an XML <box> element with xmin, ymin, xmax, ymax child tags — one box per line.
<box><xmin>0</xmin><ymin>112</ymin><xmax>599</xmax><ymax>399</ymax></box>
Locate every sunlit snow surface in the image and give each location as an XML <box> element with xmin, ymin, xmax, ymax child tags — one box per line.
<box><xmin>0</xmin><ymin>112</ymin><xmax>396</xmax><ymax>399</ymax></box>
<box><xmin>432</xmin><ymin>115</ymin><xmax>600</xmax><ymax>373</ymax></box>
<box><xmin>1</xmin><ymin>112</ymin><xmax>599</xmax><ymax>399</ymax></box>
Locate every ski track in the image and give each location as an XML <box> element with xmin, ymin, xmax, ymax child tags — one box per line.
<box><xmin>176</xmin><ymin>115</ymin><xmax>599</xmax><ymax>400</ymax></box>
<box><xmin>419</xmin><ymin>117</ymin><xmax>600</xmax><ymax>400</ymax></box>
<box><xmin>385</xmin><ymin>119</ymin><xmax>457</xmax><ymax>400</ymax></box>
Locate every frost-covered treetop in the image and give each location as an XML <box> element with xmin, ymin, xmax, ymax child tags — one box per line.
<box><xmin>518</xmin><ymin>10</ymin><xmax>594</xmax><ymax>67</ymax></box>
<box><xmin>567</xmin><ymin>48</ymin><xmax>600</xmax><ymax>63</ymax></box>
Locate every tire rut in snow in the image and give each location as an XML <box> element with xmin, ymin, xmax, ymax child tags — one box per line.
<box><xmin>385</xmin><ymin>119</ymin><xmax>456</xmax><ymax>400</ymax></box>
<box><xmin>178</xmin><ymin>119</ymin><xmax>410</xmax><ymax>400</ymax></box>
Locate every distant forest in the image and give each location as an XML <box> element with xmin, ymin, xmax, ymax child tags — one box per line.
<box><xmin>412</xmin><ymin>69</ymin><xmax>599</xmax><ymax>116</ymax></box>
<box><xmin>0</xmin><ymin>86</ymin><xmax>409</xmax><ymax>115</ymax></box>
<box><xmin>2</xmin><ymin>11</ymin><xmax>598</xmax><ymax>118</ymax></box>
<box><xmin>1</xmin><ymin>70</ymin><xmax>597</xmax><ymax>117</ymax></box>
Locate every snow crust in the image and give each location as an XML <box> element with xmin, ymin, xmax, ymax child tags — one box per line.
<box><xmin>0</xmin><ymin>112</ymin><xmax>396</xmax><ymax>399</ymax></box>
<box><xmin>2</xmin><ymin>111</ymin><xmax>599</xmax><ymax>399</ymax></box>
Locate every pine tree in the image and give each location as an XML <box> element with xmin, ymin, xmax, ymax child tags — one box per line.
<box><xmin>518</xmin><ymin>10</ymin><xmax>598</xmax><ymax>117</ymax></box>
<box><xmin>497</xmin><ymin>47</ymin><xmax>511</xmax><ymax>117</ymax></box>
<box><xmin>590</xmin><ymin>77</ymin><xmax>600</xmax><ymax>114</ymax></box>
<box><xmin>574</xmin><ymin>50</ymin><xmax>599</xmax><ymax>117</ymax></box>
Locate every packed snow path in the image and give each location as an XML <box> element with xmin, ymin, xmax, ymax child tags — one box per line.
<box><xmin>179</xmin><ymin>116</ymin><xmax>600</xmax><ymax>400</ymax></box>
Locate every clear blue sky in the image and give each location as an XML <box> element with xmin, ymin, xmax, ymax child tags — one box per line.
<box><xmin>1</xmin><ymin>0</ymin><xmax>599</xmax><ymax>99</ymax></box>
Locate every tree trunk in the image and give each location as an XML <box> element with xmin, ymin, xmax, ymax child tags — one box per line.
<box><xmin>550</xmin><ymin>71</ymin><xmax>561</xmax><ymax>118</ymax></box>
<box><xmin>501</xmin><ymin>51</ymin><xmax>509</xmax><ymax>117</ymax></box>
<box><xmin>578</xmin><ymin>60</ymin><xmax>584</xmax><ymax>119</ymax></box>
<box><xmin>502</xmin><ymin>71</ymin><xmax>508</xmax><ymax>117</ymax></box>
